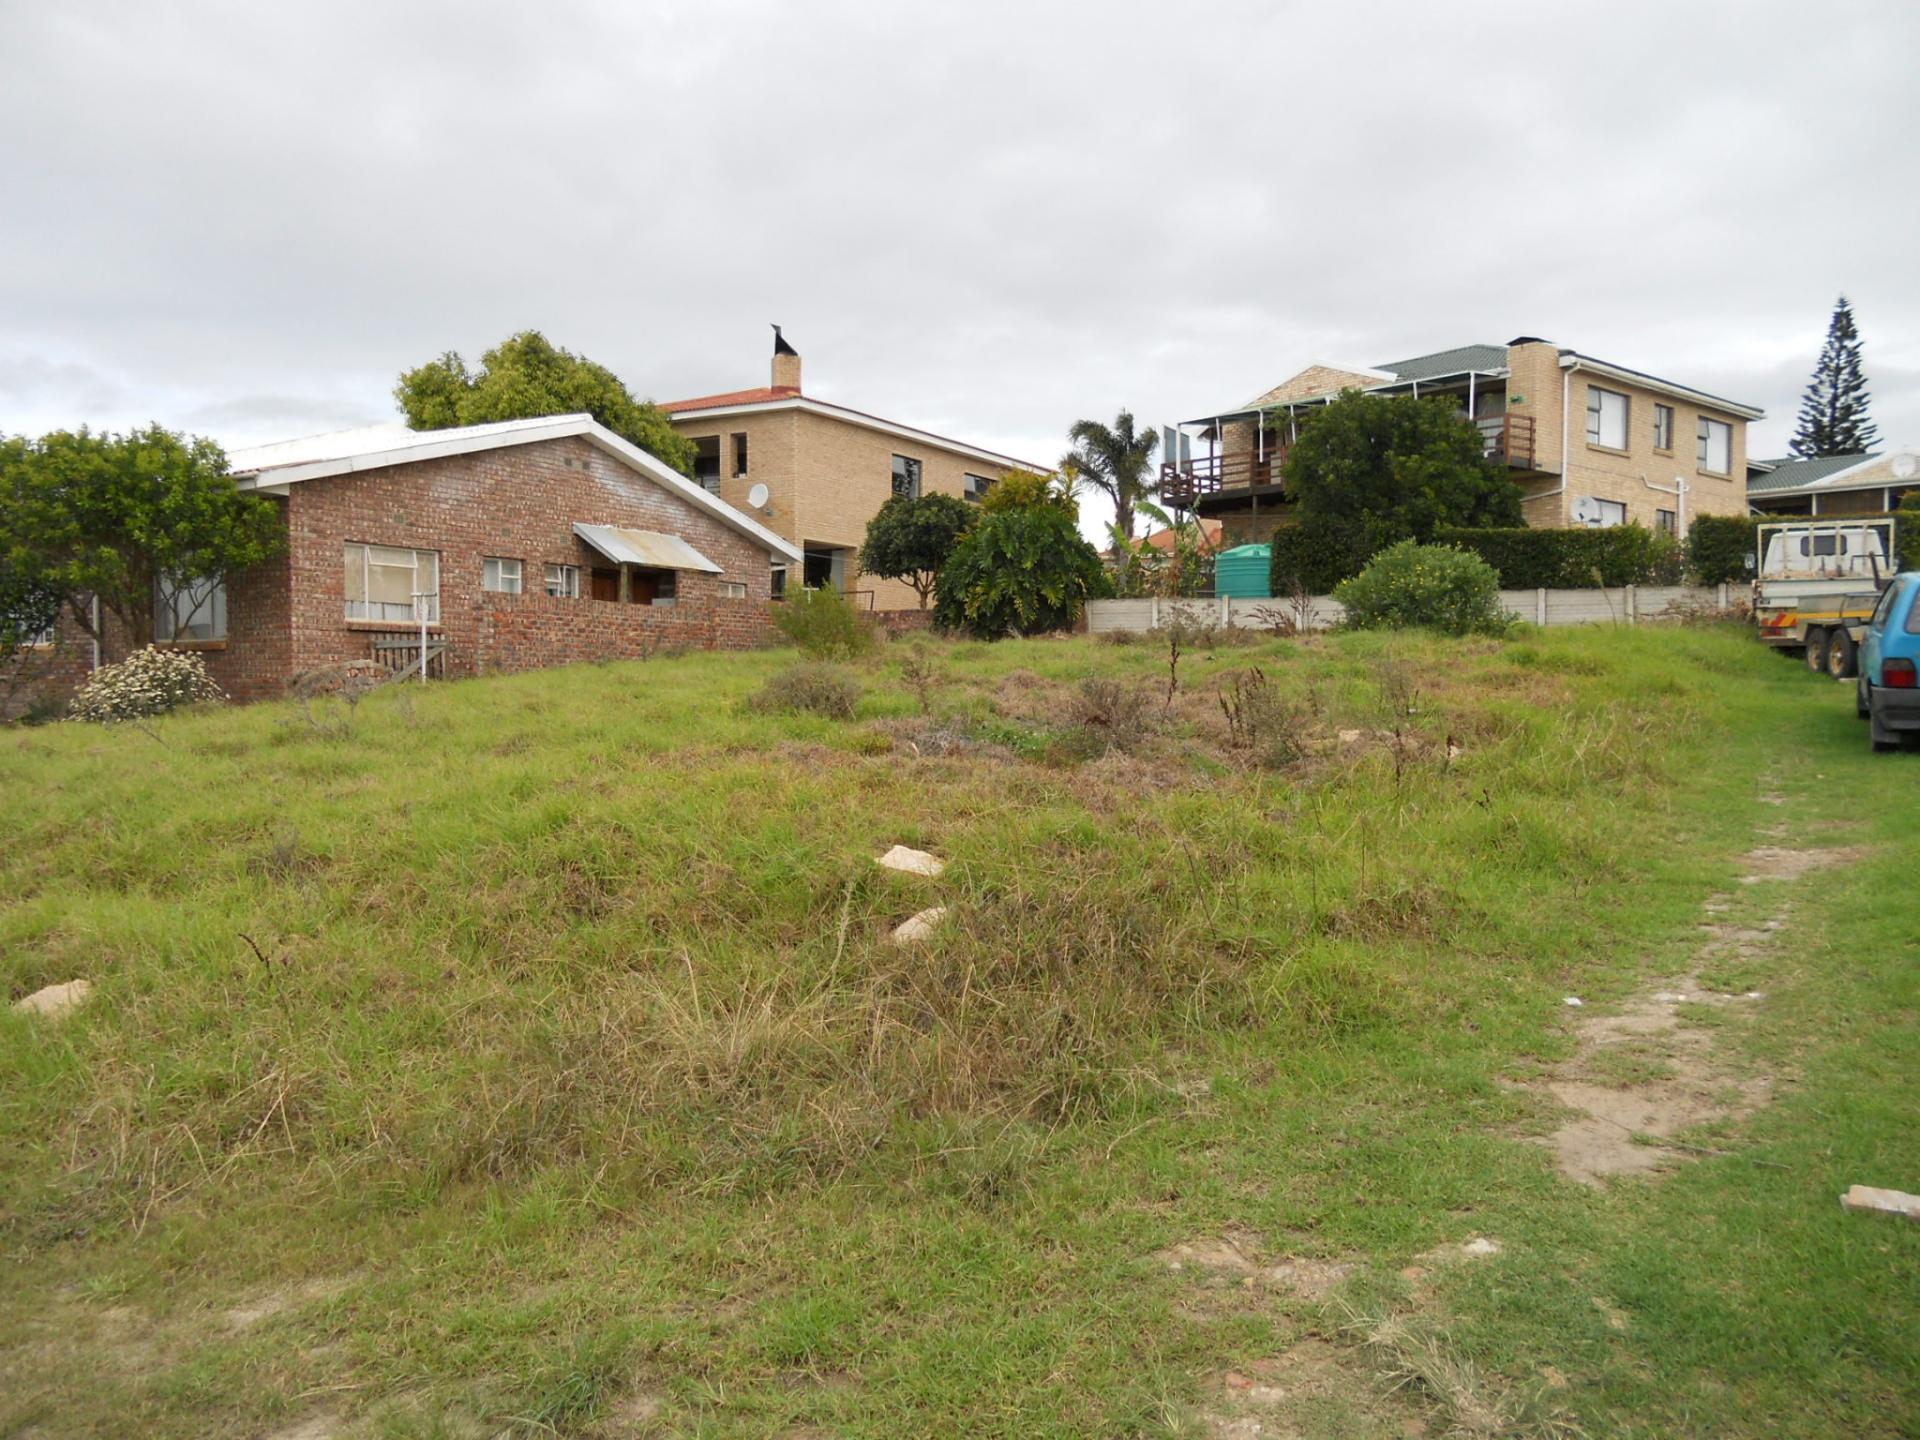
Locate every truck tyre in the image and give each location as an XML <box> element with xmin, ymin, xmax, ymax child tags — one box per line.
<box><xmin>1804</xmin><ymin>628</ymin><xmax>1829</xmax><ymax>673</ymax></box>
<box><xmin>1828</xmin><ymin>628</ymin><xmax>1857</xmax><ymax>680</ymax></box>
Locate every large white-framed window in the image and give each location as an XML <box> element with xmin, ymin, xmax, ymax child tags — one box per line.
<box><xmin>1653</xmin><ymin>404</ymin><xmax>1674</xmax><ymax>452</ymax></box>
<box><xmin>544</xmin><ymin>563</ymin><xmax>580</xmax><ymax>598</ymax></box>
<box><xmin>891</xmin><ymin>454</ymin><xmax>922</xmax><ymax>499</ymax></box>
<box><xmin>1586</xmin><ymin>385</ymin><xmax>1629</xmax><ymax>449</ymax></box>
<box><xmin>344</xmin><ymin>544</ymin><xmax>439</xmax><ymax>622</ymax></box>
<box><xmin>482</xmin><ymin>557</ymin><xmax>523</xmax><ymax>594</ymax></box>
<box><xmin>963</xmin><ymin>472</ymin><xmax>996</xmax><ymax>504</ymax></box>
<box><xmin>155</xmin><ymin>574</ymin><xmax>227</xmax><ymax>642</ymax></box>
<box><xmin>1697</xmin><ymin>417</ymin><xmax>1732</xmax><ymax>475</ymax></box>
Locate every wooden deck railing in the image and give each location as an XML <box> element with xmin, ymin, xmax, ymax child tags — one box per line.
<box><xmin>1160</xmin><ymin>413</ymin><xmax>1539</xmax><ymax>507</ymax></box>
<box><xmin>367</xmin><ymin>632</ymin><xmax>449</xmax><ymax>681</ymax></box>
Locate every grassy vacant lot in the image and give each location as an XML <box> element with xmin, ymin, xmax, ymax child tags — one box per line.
<box><xmin>2</xmin><ymin>621</ymin><xmax>1915</xmax><ymax>1438</ymax></box>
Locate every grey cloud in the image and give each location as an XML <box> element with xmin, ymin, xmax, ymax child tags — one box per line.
<box><xmin>2</xmin><ymin>0</ymin><xmax>1917</xmax><ymax>525</ymax></box>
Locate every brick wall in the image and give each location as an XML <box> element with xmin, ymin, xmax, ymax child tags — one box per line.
<box><xmin>671</xmin><ymin>402</ymin><xmax>1021</xmax><ymax>611</ymax></box>
<box><xmin>283</xmin><ymin>434</ymin><xmax>779</xmax><ymax>681</ymax></box>
<box><xmin>472</xmin><ymin>589</ymin><xmax>774</xmax><ymax>674</ymax></box>
<box><xmin>0</xmin><ymin>608</ymin><xmax>95</xmax><ymax>721</ymax></box>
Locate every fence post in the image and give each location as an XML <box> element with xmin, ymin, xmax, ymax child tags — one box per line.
<box><xmin>1718</xmin><ymin>581</ymin><xmax>1729</xmax><ymax>609</ymax></box>
<box><xmin>1626</xmin><ymin>585</ymin><xmax>1638</xmax><ymax>624</ymax></box>
<box><xmin>1221</xmin><ymin>595</ymin><xmax>1231</xmax><ymax>627</ymax></box>
<box><xmin>1150</xmin><ymin>597</ymin><xmax>1160</xmax><ymax>630</ymax></box>
<box><xmin>1536</xmin><ymin>588</ymin><xmax>1548</xmax><ymax>625</ymax></box>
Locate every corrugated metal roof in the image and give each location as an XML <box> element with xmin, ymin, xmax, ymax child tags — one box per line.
<box><xmin>1747</xmin><ymin>453</ymin><xmax>1877</xmax><ymax>495</ymax></box>
<box><xmin>573</xmin><ymin>524</ymin><xmax>723</xmax><ymax>573</ymax></box>
<box><xmin>1372</xmin><ymin>344</ymin><xmax>1511</xmax><ymax>382</ymax></box>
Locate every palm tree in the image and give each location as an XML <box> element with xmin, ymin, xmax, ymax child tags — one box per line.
<box><xmin>1066</xmin><ymin>410</ymin><xmax>1159</xmax><ymax>543</ymax></box>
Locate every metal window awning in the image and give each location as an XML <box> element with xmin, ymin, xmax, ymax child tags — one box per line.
<box><xmin>572</xmin><ymin>523</ymin><xmax>723</xmax><ymax>573</ymax></box>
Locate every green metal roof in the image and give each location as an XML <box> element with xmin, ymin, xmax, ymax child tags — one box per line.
<box><xmin>1372</xmin><ymin>344</ymin><xmax>1510</xmax><ymax>383</ymax></box>
<box><xmin>1746</xmin><ymin>453</ymin><xmax>1876</xmax><ymax>495</ymax></box>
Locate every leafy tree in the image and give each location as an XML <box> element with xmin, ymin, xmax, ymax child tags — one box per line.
<box><xmin>1066</xmin><ymin>410</ymin><xmax>1159</xmax><ymax>543</ymax></box>
<box><xmin>934</xmin><ymin>485</ymin><xmax>1109</xmax><ymax>639</ymax></box>
<box><xmin>858</xmin><ymin>492</ymin><xmax>977</xmax><ymax>608</ymax></box>
<box><xmin>0</xmin><ymin>426</ymin><xmax>284</xmax><ymax>648</ymax></box>
<box><xmin>0</xmin><ymin>561</ymin><xmax>61</xmax><ymax>661</ymax></box>
<box><xmin>980</xmin><ymin>467</ymin><xmax>1077</xmax><ymax>518</ymax></box>
<box><xmin>1790</xmin><ymin>296</ymin><xmax>1880</xmax><ymax>458</ymax></box>
<box><xmin>1278</xmin><ymin>391</ymin><xmax>1523</xmax><ymax>585</ymax></box>
<box><xmin>395</xmin><ymin>330</ymin><xmax>697</xmax><ymax>475</ymax></box>
<box><xmin>1107</xmin><ymin>499</ymin><xmax>1214</xmax><ymax>598</ymax></box>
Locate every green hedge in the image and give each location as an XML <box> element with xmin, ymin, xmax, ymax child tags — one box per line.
<box><xmin>1899</xmin><ymin>497</ymin><xmax>1920</xmax><ymax>571</ymax></box>
<box><xmin>1687</xmin><ymin>515</ymin><xmax>1757</xmax><ymax>586</ymax></box>
<box><xmin>1432</xmin><ymin>524</ymin><xmax>1683</xmax><ymax>588</ymax></box>
<box><xmin>1268</xmin><ymin>525</ymin><xmax>1359</xmax><ymax>596</ymax></box>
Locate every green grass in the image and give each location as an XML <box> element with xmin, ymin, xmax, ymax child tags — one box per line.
<box><xmin>1</xmin><ymin>623</ymin><xmax>1915</xmax><ymax>1437</ymax></box>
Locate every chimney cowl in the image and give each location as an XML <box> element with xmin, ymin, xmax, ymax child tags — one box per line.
<box><xmin>771</xmin><ymin>325</ymin><xmax>801</xmax><ymax>392</ymax></box>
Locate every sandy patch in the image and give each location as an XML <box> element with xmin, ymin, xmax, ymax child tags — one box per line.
<box><xmin>1737</xmin><ymin>845</ymin><xmax>1870</xmax><ymax>883</ymax></box>
<box><xmin>1156</xmin><ymin>1233</ymin><xmax>1357</xmax><ymax>1301</ymax></box>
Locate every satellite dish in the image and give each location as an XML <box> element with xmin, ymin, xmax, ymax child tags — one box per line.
<box><xmin>1893</xmin><ymin>453</ymin><xmax>1916</xmax><ymax>480</ymax></box>
<box><xmin>747</xmin><ymin>482</ymin><xmax>771</xmax><ymax>510</ymax></box>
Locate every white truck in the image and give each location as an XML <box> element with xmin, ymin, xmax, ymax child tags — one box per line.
<box><xmin>1753</xmin><ymin>518</ymin><xmax>1897</xmax><ymax>678</ymax></box>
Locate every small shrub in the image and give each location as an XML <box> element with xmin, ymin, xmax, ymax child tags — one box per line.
<box><xmin>773</xmin><ymin>587</ymin><xmax>876</xmax><ymax>660</ymax></box>
<box><xmin>1219</xmin><ymin>667</ymin><xmax>1308</xmax><ymax>768</ymax></box>
<box><xmin>749</xmin><ymin>663</ymin><xmax>863</xmax><ymax>720</ymax></box>
<box><xmin>1335</xmin><ymin>542</ymin><xmax>1509</xmax><ymax>637</ymax></box>
<box><xmin>1069</xmin><ymin>677</ymin><xmax>1151</xmax><ymax>750</ymax></box>
<box><xmin>897</xmin><ymin>643</ymin><xmax>943</xmax><ymax>714</ymax></box>
<box><xmin>69</xmin><ymin>646</ymin><xmax>224</xmax><ymax>724</ymax></box>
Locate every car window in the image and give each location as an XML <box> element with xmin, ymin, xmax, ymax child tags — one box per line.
<box><xmin>1870</xmin><ymin>583</ymin><xmax>1900</xmax><ymax>632</ymax></box>
<box><xmin>1906</xmin><ymin>583</ymin><xmax>1920</xmax><ymax>635</ymax></box>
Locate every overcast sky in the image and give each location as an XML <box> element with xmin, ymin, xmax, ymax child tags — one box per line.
<box><xmin>4</xmin><ymin>0</ymin><xmax>1917</xmax><ymax>539</ymax></box>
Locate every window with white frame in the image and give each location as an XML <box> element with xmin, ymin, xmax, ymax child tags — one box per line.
<box><xmin>891</xmin><ymin>454</ymin><xmax>922</xmax><ymax>498</ymax></box>
<box><xmin>1656</xmin><ymin>508</ymin><xmax>1676</xmax><ymax>536</ymax></box>
<box><xmin>1653</xmin><ymin>404</ymin><xmax>1674</xmax><ymax>452</ymax></box>
<box><xmin>344</xmin><ymin>544</ymin><xmax>439</xmax><ymax>622</ymax></box>
<box><xmin>1697</xmin><ymin>417</ymin><xmax>1731</xmax><ymax>474</ymax></box>
<box><xmin>1572</xmin><ymin>496</ymin><xmax>1628</xmax><ymax>528</ymax></box>
<box><xmin>544</xmin><ymin>563</ymin><xmax>580</xmax><ymax>598</ymax></box>
<box><xmin>1586</xmin><ymin>385</ymin><xmax>1629</xmax><ymax>449</ymax></box>
<box><xmin>963</xmin><ymin>472</ymin><xmax>996</xmax><ymax>504</ymax></box>
<box><xmin>482</xmin><ymin>557</ymin><xmax>523</xmax><ymax>594</ymax></box>
<box><xmin>718</xmin><ymin>580</ymin><xmax>748</xmax><ymax>599</ymax></box>
<box><xmin>155</xmin><ymin>574</ymin><xmax>227</xmax><ymax>642</ymax></box>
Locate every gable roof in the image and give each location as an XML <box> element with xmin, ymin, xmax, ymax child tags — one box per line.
<box><xmin>1746</xmin><ymin>452</ymin><xmax>1877</xmax><ymax>495</ymax></box>
<box><xmin>1373</xmin><ymin>344</ymin><xmax>1510</xmax><ymax>382</ymax></box>
<box><xmin>657</xmin><ymin>389</ymin><xmax>1044</xmax><ymax>472</ymax></box>
<box><xmin>228</xmin><ymin>413</ymin><xmax>802</xmax><ymax>563</ymax></box>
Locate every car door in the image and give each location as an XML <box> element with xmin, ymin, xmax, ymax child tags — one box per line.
<box><xmin>1862</xmin><ymin>579</ymin><xmax>1905</xmax><ymax>684</ymax></box>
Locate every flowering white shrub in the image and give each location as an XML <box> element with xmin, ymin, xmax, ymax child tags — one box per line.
<box><xmin>1334</xmin><ymin>541</ymin><xmax>1510</xmax><ymax>637</ymax></box>
<box><xmin>69</xmin><ymin>646</ymin><xmax>225</xmax><ymax>723</ymax></box>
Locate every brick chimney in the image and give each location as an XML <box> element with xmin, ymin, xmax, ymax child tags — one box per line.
<box><xmin>771</xmin><ymin>325</ymin><xmax>802</xmax><ymax>393</ymax></box>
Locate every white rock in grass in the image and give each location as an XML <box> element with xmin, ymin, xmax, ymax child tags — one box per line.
<box><xmin>1841</xmin><ymin>1185</ymin><xmax>1920</xmax><ymax>1221</ymax></box>
<box><xmin>1461</xmin><ymin>1237</ymin><xmax>1503</xmax><ymax>1258</ymax></box>
<box><xmin>877</xmin><ymin>845</ymin><xmax>945</xmax><ymax>878</ymax></box>
<box><xmin>12</xmin><ymin>979</ymin><xmax>93</xmax><ymax>1019</ymax></box>
<box><xmin>1563</xmin><ymin>996</ymin><xmax>1583</xmax><ymax>1007</ymax></box>
<box><xmin>891</xmin><ymin>906</ymin><xmax>950</xmax><ymax>944</ymax></box>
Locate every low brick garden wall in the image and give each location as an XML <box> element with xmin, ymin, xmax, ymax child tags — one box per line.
<box><xmin>472</xmin><ymin>591</ymin><xmax>776</xmax><ymax>676</ymax></box>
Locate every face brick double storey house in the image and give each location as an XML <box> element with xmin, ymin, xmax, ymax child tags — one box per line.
<box><xmin>1161</xmin><ymin>337</ymin><xmax>1764</xmax><ymax>545</ymax></box>
<box><xmin>661</xmin><ymin>331</ymin><xmax>1040</xmax><ymax>610</ymax></box>
<box><xmin>4</xmin><ymin>414</ymin><xmax>799</xmax><ymax>714</ymax></box>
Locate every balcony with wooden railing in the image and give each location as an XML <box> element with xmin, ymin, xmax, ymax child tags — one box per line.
<box><xmin>1159</xmin><ymin>412</ymin><xmax>1539</xmax><ymax>508</ymax></box>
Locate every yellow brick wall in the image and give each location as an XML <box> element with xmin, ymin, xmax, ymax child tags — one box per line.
<box><xmin>1504</xmin><ymin>341</ymin><xmax>1750</xmax><ymax>531</ymax></box>
<box><xmin>670</xmin><ymin>405</ymin><xmax>1017</xmax><ymax>610</ymax></box>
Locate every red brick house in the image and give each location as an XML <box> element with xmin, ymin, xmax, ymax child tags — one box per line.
<box><xmin>5</xmin><ymin>414</ymin><xmax>800</xmax><ymax>713</ymax></box>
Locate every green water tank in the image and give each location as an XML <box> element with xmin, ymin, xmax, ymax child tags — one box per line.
<box><xmin>1214</xmin><ymin>543</ymin><xmax>1272</xmax><ymax>600</ymax></box>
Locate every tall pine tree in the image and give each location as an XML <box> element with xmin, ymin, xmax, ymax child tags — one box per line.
<box><xmin>1789</xmin><ymin>296</ymin><xmax>1880</xmax><ymax>458</ymax></box>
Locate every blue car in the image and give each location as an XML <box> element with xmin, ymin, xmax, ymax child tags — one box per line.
<box><xmin>1857</xmin><ymin>572</ymin><xmax>1920</xmax><ymax>752</ymax></box>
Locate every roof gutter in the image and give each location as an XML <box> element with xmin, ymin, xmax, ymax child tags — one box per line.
<box><xmin>1562</xmin><ymin>353</ymin><xmax>1764</xmax><ymax>420</ymax></box>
